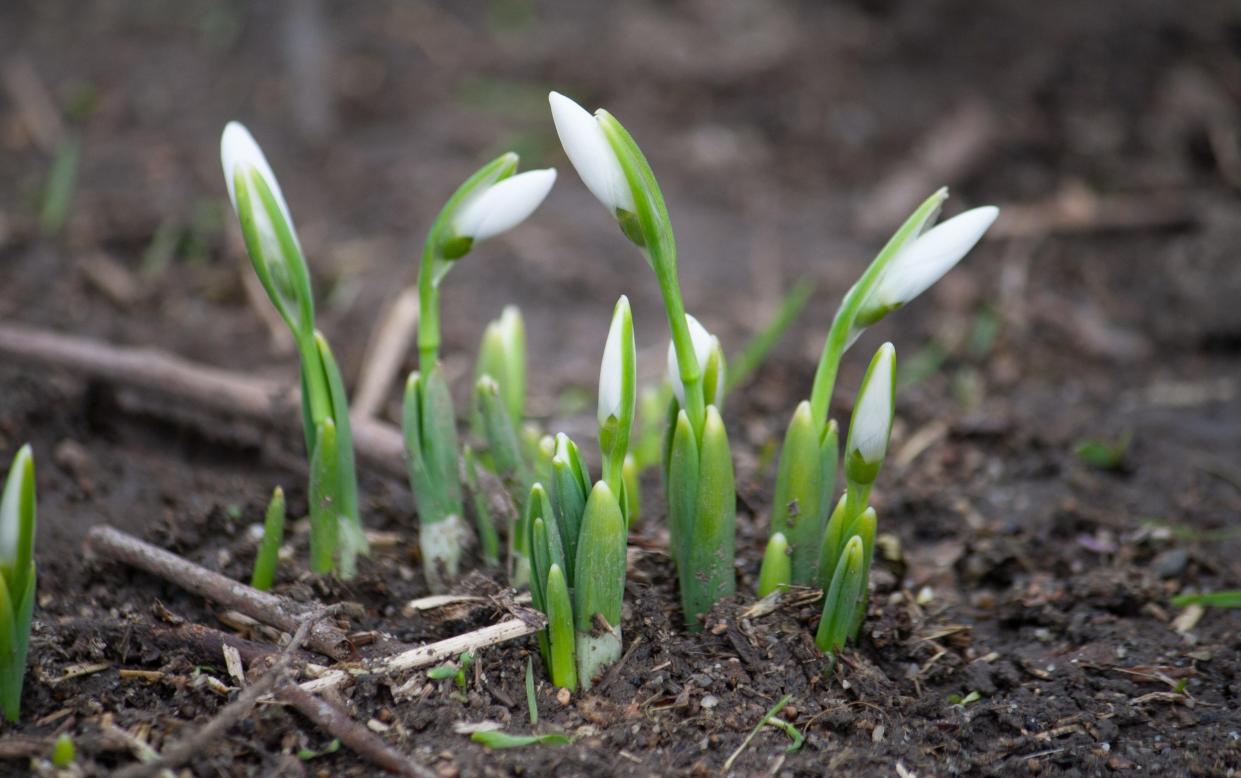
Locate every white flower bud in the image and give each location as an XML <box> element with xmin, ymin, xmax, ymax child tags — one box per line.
<box><xmin>849</xmin><ymin>343</ymin><xmax>896</xmax><ymax>464</ymax></box>
<box><xmin>667</xmin><ymin>314</ymin><xmax>724</xmax><ymax>408</ymax></box>
<box><xmin>868</xmin><ymin>206</ymin><xmax>998</xmax><ymax>312</ymax></box>
<box><xmin>598</xmin><ymin>296</ymin><xmax>634</xmax><ymax>425</ymax></box>
<box><xmin>453</xmin><ymin>168</ymin><xmax>557</xmax><ymax>242</ymax></box>
<box><xmin>549</xmin><ymin>91</ymin><xmax>636</xmax><ymax>215</ymax></box>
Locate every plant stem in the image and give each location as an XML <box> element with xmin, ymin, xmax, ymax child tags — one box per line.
<box><xmin>416</xmin><ymin>244</ymin><xmax>440</xmax><ymax>370</ymax></box>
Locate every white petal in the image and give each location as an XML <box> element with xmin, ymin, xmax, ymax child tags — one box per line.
<box><xmin>549</xmin><ymin>92</ymin><xmax>635</xmax><ymax>214</ymax></box>
<box><xmin>453</xmin><ymin>168</ymin><xmax>557</xmax><ymax>242</ymax></box>
<box><xmin>873</xmin><ymin>206</ymin><xmax>998</xmax><ymax>307</ymax></box>
<box><xmin>850</xmin><ymin>343</ymin><xmax>895</xmax><ymax>463</ymax></box>
<box><xmin>597</xmin><ymin>296</ymin><xmax>633</xmax><ymax>425</ymax></box>
<box><xmin>220</xmin><ymin>121</ymin><xmax>301</xmax><ymax>263</ymax></box>
<box><xmin>666</xmin><ymin>314</ymin><xmax>716</xmax><ymax>405</ymax></box>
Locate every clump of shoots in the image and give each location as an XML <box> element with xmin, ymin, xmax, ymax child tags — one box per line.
<box><xmin>220</xmin><ymin>122</ymin><xmax>366</xmax><ymax>578</ymax></box>
<box><xmin>0</xmin><ymin>444</ymin><xmax>36</xmax><ymax>722</ymax></box>
<box><xmin>249</xmin><ymin>486</ymin><xmax>286</xmax><ymax>591</ymax></box>
<box><xmin>550</xmin><ymin>92</ymin><xmax>736</xmax><ymax>632</ymax></box>
<box><xmin>527</xmin><ymin>297</ymin><xmax>634</xmax><ymax>690</ymax></box>
<box><xmin>756</xmin><ymin>188</ymin><xmax>997</xmax><ymax>652</ymax></box>
<box><xmin>403</xmin><ymin>154</ymin><xmax>555</xmax><ymax>592</ymax></box>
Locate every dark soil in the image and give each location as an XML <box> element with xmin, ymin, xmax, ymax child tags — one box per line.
<box><xmin>3</xmin><ymin>0</ymin><xmax>1241</xmax><ymax>775</ymax></box>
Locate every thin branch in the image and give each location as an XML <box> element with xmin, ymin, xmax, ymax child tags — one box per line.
<box><xmin>299</xmin><ymin>614</ymin><xmax>545</xmax><ymax>694</ymax></box>
<box><xmin>277</xmin><ymin>684</ymin><xmax>435</xmax><ymax>778</ymax></box>
<box><xmin>85</xmin><ymin>525</ymin><xmax>354</xmax><ymax>660</ymax></box>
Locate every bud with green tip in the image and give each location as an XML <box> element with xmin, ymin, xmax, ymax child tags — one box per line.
<box><xmin>0</xmin><ymin>444</ymin><xmax>36</xmax><ymax>722</ymax></box>
<box><xmin>221</xmin><ymin>122</ymin><xmax>365</xmax><ymax>578</ymax></box>
<box><xmin>843</xmin><ymin>343</ymin><xmax>896</xmax><ymax>515</ymax></box>
<box><xmin>598</xmin><ymin>296</ymin><xmax>636</xmax><ymax>508</ymax></box>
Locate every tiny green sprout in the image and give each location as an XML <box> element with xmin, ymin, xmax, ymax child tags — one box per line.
<box><xmin>1074</xmin><ymin>432</ymin><xmax>1132</xmax><ymax>471</ymax></box>
<box><xmin>220</xmin><ymin>123</ymin><xmax>366</xmax><ymax>578</ymax></box>
<box><xmin>0</xmin><ymin>444</ymin><xmax>36</xmax><ymax>723</ymax></box>
<box><xmin>757</xmin><ymin>532</ymin><xmax>792</xmax><ymax>598</ymax></box>
<box><xmin>470</xmin><ymin>730</ymin><xmax>571</xmax><ymax>749</ymax></box>
<box><xmin>297</xmin><ymin>738</ymin><xmax>341</xmax><ymax>761</ymax></box>
<box><xmin>525</xmin><ymin>656</ymin><xmax>538</xmax><ymax>726</ymax></box>
<box><xmin>249</xmin><ymin>486</ymin><xmax>286</xmax><ymax>591</ymax></box>
<box><xmin>51</xmin><ymin>733</ymin><xmax>76</xmax><ymax>767</ymax></box>
<box><xmin>948</xmin><ymin>690</ymin><xmax>982</xmax><ymax>706</ymax></box>
<box><xmin>766</xmin><ymin>715</ymin><xmax>805</xmax><ymax>753</ymax></box>
<box><xmin>404</xmin><ymin>155</ymin><xmax>553</xmax><ymax>592</ymax></box>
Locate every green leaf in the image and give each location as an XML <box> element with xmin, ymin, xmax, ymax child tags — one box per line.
<box><xmin>1172</xmin><ymin>590</ymin><xmax>1241</xmax><ymax>608</ymax></box>
<box><xmin>314</xmin><ymin>333</ymin><xmax>366</xmax><ymax>573</ymax></box>
<box><xmin>573</xmin><ymin>482</ymin><xmax>626</xmax><ymax>633</ymax></box>
<box><xmin>545</xmin><ymin>564</ymin><xmax>577</xmax><ymax>691</ymax></box>
<box><xmin>550</xmin><ymin>435</ymin><xmax>589</xmax><ymax>585</ymax></box>
<box><xmin>525</xmin><ymin>657</ymin><xmax>538</xmax><ymax>726</ymax></box>
<box><xmin>757</xmin><ymin>532</ymin><xmax>791</xmax><ymax>598</ymax></box>
<box><xmin>766</xmin><ymin>716</ymin><xmax>805</xmax><ymax>752</ymax></box>
<box><xmin>297</xmin><ymin>738</ymin><xmax>341</xmax><ymax>760</ymax></box>
<box><xmin>308</xmin><ymin>418</ymin><xmax>339</xmax><ymax>575</ymax></box>
<box><xmin>681</xmin><ymin>407</ymin><xmax>736</xmax><ymax>631</ymax></box>
<box><xmin>478</xmin><ymin>375</ymin><xmax>532</xmax><ymax>497</ymax></box>
<box><xmin>770</xmin><ymin>403</ymin><xmax>829</xmax><ymax>585</ymax></box>
<box><xmin>250</xmin><ymin>486</ymin><xmax>285</xmax><ymax>591</ymax></box>
<box><xmin>470</xmin><ymin>730</ymin><xmax>571</xmax><ymax>749</ymax></box>
<box><xmin>948</xmin><ymin>690</ymin><xmax>982</xmax><ymax>706</ymax></box>
<box><xmin>665</xmin><ymin>409</ymin><xmax>699</xmax><ymax>572</ymax></box>
<box><xmin>463</xmin><ymin>447</ymin><xmax>500</xmax><ymax>566</ymax></box>
<box><xmin>815</xmin><ymin>536</ymin><xmax>865</xmax><ymax>653</ymax></box>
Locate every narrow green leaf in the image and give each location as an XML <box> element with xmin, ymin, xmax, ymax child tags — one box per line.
<box><xmin>421</xmin><ymin>367</ymin><xmax>464</xmax><ymax>519</ymax></box>
<box><xmin>622</xmin><ymin>453</ymin><xmax>641</xmax><ymax>529</ymax></box>
<box><xmin>250</xmin><ymin>486</ymin><xmax>285</xmax><ymax>591</ymax></box>
<box><xmin>314</xmin><ymin>333</ymin><xmax>366</xmax><ymax>572</ymax></box>
<box><xmin>463</xmin><ymin>446</ymin><xmax>499</xmax><ymax>566</ymax></box>
<box><xmin>40</xmin><ymin>137</ymin><xmax>78</xmax><ymax>237</ymax></box>
<box><xmin>815</xmin><ymin>536</ymin><xmax>865</xmax><ymax>653</ymax></box>
<box><xmin>546</xmin><ymin>564</ymin><xmax>577</xmax><ymax>691</ymax></box>
<box><xmin>573</xmin><ymin>482</ymin><xmax>626</xmax><ymax>633</ymax></box>
<box><xmin>666</xmin><ymin>409</ymin><xmax>699</xmax><ymax>572</ymax></box>
<box><xmin>550</xmin><ymin>435</ymin><xmax>589</xmax><ymax>585</ymax></box>
<box><xmin>470</xmin><ymin>731</ymin><xmax>571</xmax><ymax>749</ymax></box>
<box><xmin>1172</xmin><ymin>590</ymin><xmax>1241</xmax><ymax>608</ymax></box>
<box><xmin>525</xmin><ymin>656</ymin><xmax>538</xmax><ymax>726</ymax></box>
<box><xmin>817</xmin><ymin>494</ymin><xmax>850</xmax><ymax>591</ymax></box>
<box><xmin>308</xmin><ymin>418</ymin><xmax>339</xmax><ymax>575</ymax></box>
<box><xmin>757</xmin><ymin>532</ymin><xmax>791</xmax><ymax>598</ymax></box>
<box><xmin>681</xmin><ymin>406</ymin><xmax>736</xmax><ymax>631</ymax></box>
<box><xmin>478</xmin><ymin>376</ymin><xmax>532</xmax><ymax>496</ymax></box>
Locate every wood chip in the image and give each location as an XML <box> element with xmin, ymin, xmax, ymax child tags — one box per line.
<box><xmin>52</xmin><ymin>662</ymin><xmax>111</xmax><ymax>684</ymax></box>
<box><xmin>1171</xmin><ymin>604</ymin><xmax>1204</xmax><ymax>634</ymax></box>
<box><xmin>118</xmin><ymin>669</ymin><xmax>165</xmax><ymax>683</ymax></box>
<box><xmin>222</xmin><ymin>644</ymin><xmax>245</xmax><ymax>687</ymax></box>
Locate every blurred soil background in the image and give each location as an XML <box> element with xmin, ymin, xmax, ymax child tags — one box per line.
<box><xmin>1</xmin><ymin>1</ymin><xmax>1240</xmax><ymax>775</ymax></box>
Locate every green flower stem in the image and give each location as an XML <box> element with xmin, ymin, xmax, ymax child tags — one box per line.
<box><xmin>250</xmin><ymin>487</ymin><xmax>286</xmax><ymax>591</ymax></box>
<box><xmin>308</xmin><ymin>417</ymin><xmax>339</xmax><ymax>575</ymax></box>
<box><xmin>808</xmin><ymin>189</ymin><xmax>947</xmax><ymax>427</ymax></box>
<box><xmin>416</xmin><ymin>243</ymin><xmax>442</xmax><ymax>370</ymax></box>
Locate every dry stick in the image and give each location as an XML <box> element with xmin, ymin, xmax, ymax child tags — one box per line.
<box><xmin>277</xmin><ymin>684</ymin><xmax>435</xmax><ymax>778</ymax></box>
<box><xmin>112</xmin><ymin>605</ymin><xmax>347</xmax><ymax>778</ymax></box>
<box><xmin>0</xmin><ymin>322</ymin><xmax>406</xmax><ymax>476</ymax></box>
<box><xmin>299</xmin><ymin>614</ymin><xmax>546</xmax><ymax>694</ymax></box>
<box><xmin>352</xmin><ymin>285</ymin><xmax>419</xmax><ymax>419</ymax></box>
<box><xmin>85</xmin><ymin>525</ymin><xmax>353</xmax><ymax>661</ymax></box>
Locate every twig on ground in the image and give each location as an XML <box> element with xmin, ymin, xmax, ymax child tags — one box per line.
<box><xmin>111</xmin><ymin>605</ymin><xmax>347</xmax><ymax>778</ymax></box>
<box><xmin>0</xmin><ymin>322</ymin><xmax>406</xmax><ymax>476</ymax></box>
<box><xmin>352</xmin><ymin>286</ymin><xmax>419</xmax><ymax>419</ymax></box>
<box><xmin>276</xmin><ymin>684</ymin><xmax>435</xmax><ymax>778</ymax></box>
<box><xmin>85</xmin><ymin>525</ymin><xmax>354</xmax><ymax>660</ymax></box>
<box><xmin>60</xmin><ymin>618</ymin><xmax>311</xmax><ymax>666</ymax></box>
<box><xmin>300</xmin><ymin>613</ymin><xmax>545</xmax><ymax>694</ymax></box>
<box><xmin>1</xmin><ymin>55</ymin><xmax>65</xmax><ymax>153</ymax></box>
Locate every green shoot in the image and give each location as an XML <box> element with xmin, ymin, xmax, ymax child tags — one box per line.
<box><xmin>470</xmin><ymin>731</ymin><xmax>571</xmax><ymax>749</ymax></box>
<box><xmin>249</xmin><ymin>486</ymin><xmax>285</xmax><ymax>591</ymax></box>
<box><xmin>463</xmin><ymin>446</ymin><xmax>500</xmax><ymax>566</ymax></box>
<box><xmin>51</xmin><ymin>733</ymin><xmax>76</xmax><ymax>767</ymax></box>
<box><xmin>40</xmin><ymin>137</ymin><xmax>78</xmax><ymax>236</ymax></box>
<box><xmin>525</xmin><ymin>656</ymin><xmax>538</xmax><ymax>726</ymax></box>
<box><xmin>1172</xmin><ymin>591</ymin><xmax>1241</xmax><ymax>608</ymax></box>
<box><xmin>723</xmin><ymin>694</ymin><xmax>792</xmax><ymax>772</ymax></box>
<box><xmin>221</xmin><ymin>122</ymin><xmax>366</xmax><ymax>578</ymax></box>
<box><xmin>0</xmin><ymin>444</ymin><xmax>36</xmax><ymax>723</ymax></box>
<box><xmin>1074</xmin><ymin>432</ymin><xmax>1132</xmax><ymax>471</ymax></box>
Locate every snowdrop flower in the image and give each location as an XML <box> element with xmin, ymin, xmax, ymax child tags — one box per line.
<box><xmin>847</xmin><ymin>342</ymin><xmax>895</xmax><ymax>466</ymax></box>
<box><xmin>860</xmin><ymin>207</ymin><xmax>998</xmax><ymax>323</ymax></box>
<box><xmin>598</xmin><ymin>296</ymin><xmax>635</xmax><ymax>426</ymax></box>
<box><xmin>220</xmin><ymin>121</ymin><xmax>300</xmax><ymax>251</ymax></box>
<box><xmin>549</xmin><ymin>91</ymin><xmax>636</xmax><ymax>216</ymax></box>
<box><xmin>667</xmin><ymin>314</ymin><xmax>725</xmax><ymax>408</ymax></box>
<box><xmin>453</xmin><ymin>168</ymin><xmax>557</xmax><ymax>243</ymax></box>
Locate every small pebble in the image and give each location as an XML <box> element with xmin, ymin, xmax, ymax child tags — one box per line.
<box><xmin>556</xmin><ymin>687</ymin><xmax>571</xmax><ymax>706</ymax></box>
<box><xmin>701</xmin><ymin>695</ymin><xmax>719</xmax><ymax>709</ymax></box>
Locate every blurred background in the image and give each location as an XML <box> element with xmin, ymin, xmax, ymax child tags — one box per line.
<box><xmin>1</xmin><ymin>0</ymin><xmax>1239</xmax><ymax>521</ymax></box>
